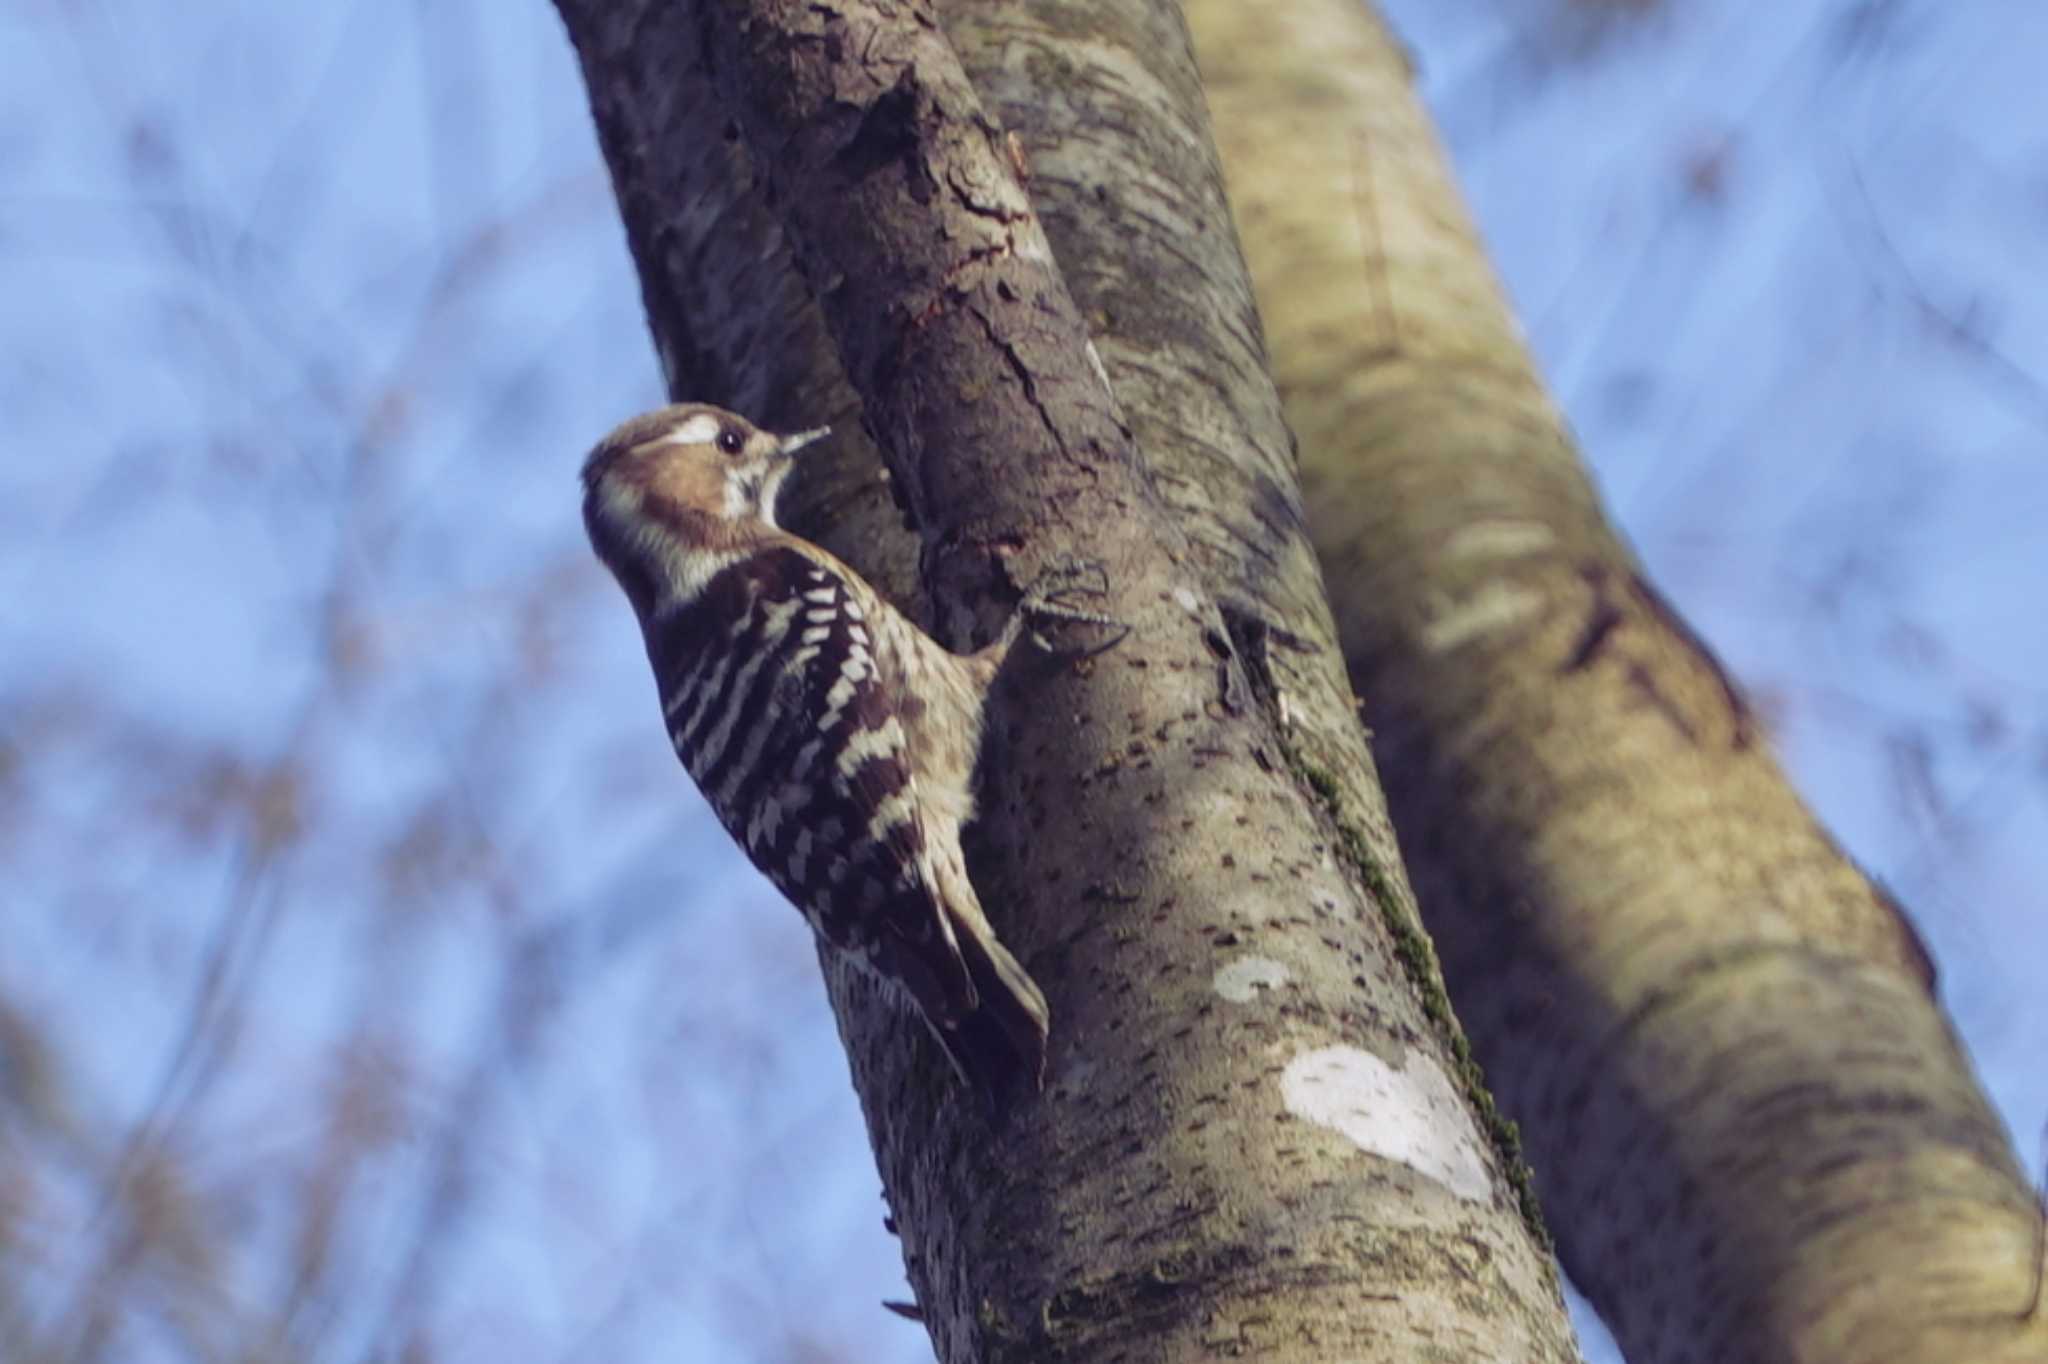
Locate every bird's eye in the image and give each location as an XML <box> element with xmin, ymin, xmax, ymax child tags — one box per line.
<box><xmin>716</xmin><ymin>427</ymin><xmax>744</xmax><ymax>455</ymax></box>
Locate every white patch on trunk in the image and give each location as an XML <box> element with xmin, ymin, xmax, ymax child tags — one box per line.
<box><xmin>1212</xmin><ymin>955</ymin><xmax>1290</xmax><ymax>1002</ymax></box>
<box><xmin>1280</xmin><ymin>1045</ymin><xmax>1491</xmax><ymax>1202</ymax></box>
<box><xmin>1446</xmin><ymin>518</ymin><xmax>1555</xmax><ymax>561</ymax></box>
<box><xmin>1421</xmin><ymin>580</ymin><xmax>1543</xmax><ymax>653</ymax></box>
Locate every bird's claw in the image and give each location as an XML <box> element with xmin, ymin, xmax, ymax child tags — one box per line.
<box><xmin>1020</xmin><ymin>557</ymin><xmax>1129</xmax><ymax>657</ymax></box>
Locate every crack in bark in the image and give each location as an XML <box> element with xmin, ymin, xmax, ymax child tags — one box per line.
<box><xmin>1565</xmin><ymin>560</ymin><xmax>1755</xmax><ymax>750</ymax></box>
<box><xmin>966</xmin><ymin>302</ymin><xmax>1062</xmax><ymax>457</ymax></box>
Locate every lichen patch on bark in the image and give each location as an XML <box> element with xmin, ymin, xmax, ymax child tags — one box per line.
<box><xmin>1211</xmin><ymin>954</ymin><xmax>1290</xmax><ymax>1002</ymax></box>
<box><xmin>1281</xmin><ymin>1044</ymin><xmax>1492</xmax><ymax>1202</ymax></box>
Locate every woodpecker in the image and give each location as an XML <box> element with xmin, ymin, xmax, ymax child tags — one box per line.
<box><xmin>582</xmin><ymin>402</ymin><xmax>1109</xmax><ymax>1099</ymax></box>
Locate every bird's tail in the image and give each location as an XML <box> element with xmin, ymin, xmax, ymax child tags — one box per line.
<box><xmin>941</xmin><ymin>922</ymin><xmax>1050</xmax><ymax>1114</ymax></box>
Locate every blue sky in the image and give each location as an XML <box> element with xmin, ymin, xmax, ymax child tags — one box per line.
<box><xmin>2</xmin><ymin>2</ymin><xmax>2042</xmax><ymax>1360</ymax></box>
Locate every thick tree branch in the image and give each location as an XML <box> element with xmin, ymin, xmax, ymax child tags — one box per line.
<box><xmin>1185</xmin><ymin>2</ymin><xmax>2048</xmax><ymax>1362</ymax></box>
<box><xmin>695</xmin><ymin>0</ymin><xmax>1146</xmax><ymax>627</ymax></box>
<box><xmin>556</xmin><ymin>0</ymin><xmax>1578</xmax><ymax>1358</ymax></box>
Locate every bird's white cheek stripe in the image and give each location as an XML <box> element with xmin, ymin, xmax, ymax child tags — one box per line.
<box><xmin>723</xmin><ymin>473</ymin><xmax>759</xmax><ymax>520</ymax></box>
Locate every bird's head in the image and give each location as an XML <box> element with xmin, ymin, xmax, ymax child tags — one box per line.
<box><xmin>581</xmin><ymin>403</ymin><xmax>831</xmax><ymax>613</ymax></box>
<box><xmin>582</xmin><ymin>403</ymin><xmax>830</xmax><ymax>532</ymax></box>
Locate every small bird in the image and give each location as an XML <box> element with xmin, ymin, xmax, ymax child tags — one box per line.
<box><xmin>582</xmin><ymin>402</ymin><xmax>1112</xmax><ymax>1099</ymax></box>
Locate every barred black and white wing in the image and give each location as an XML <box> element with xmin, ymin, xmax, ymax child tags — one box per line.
<box><xmin>579</xmin><ymin>401</ymin><xmax>1054</xmax><ymax>1098</ymax></box>
<box><xmin>646</xmin><ymin>545</ymin><xmax>1046</xmax><ymax>1087</ymax></box>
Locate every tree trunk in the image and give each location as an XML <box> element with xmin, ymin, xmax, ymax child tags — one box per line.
<box><xmin>553</xmin><ymin>0</ymin><xmax>1575</xmax><ymax>1360</ymax></box>
<box><xmin>1183</xmin><ymin>2</ymin><xmax>2048</xmax><ymax>1363</ymax></box>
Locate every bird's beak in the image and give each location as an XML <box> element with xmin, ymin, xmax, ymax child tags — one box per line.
<box><xmin>776</xmin><ymin>426</ymin><xmax>831</xmax><ymax>458</ymax></box>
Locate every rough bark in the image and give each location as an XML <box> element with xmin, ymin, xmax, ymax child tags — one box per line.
<box><xmin>553</xmin><ymin>0</ymin><xmax>1576</xmax><ymax>1359</ymax></box>
<box><xmin>1184</xmin><ymin>2</ymin><xmax>2048</xmax><ymax>1362</ymax></box>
